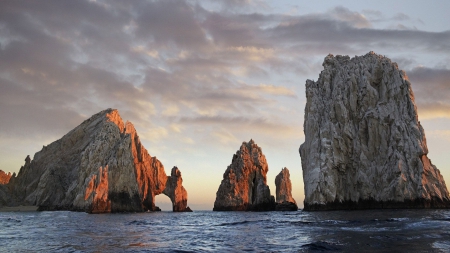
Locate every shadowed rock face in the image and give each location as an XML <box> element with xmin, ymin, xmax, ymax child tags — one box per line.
<box><xmin>213</xmin><ymin>140</ymin><xmax>276</xmax><ymax>211</ymax></box>
<box><xmin>275</xmin><ymin>168</ymin><xmax>298</xmax><ymax>211</ymax></box>
<box><xmin>2</xmin><ymin>109</ymin><xmax>191</xmax><ymax>213</ymax></box>
<box><xmin>300</xmin><ymin>52</ymin><xmax>450</xmax><ymax>210</ymax></box>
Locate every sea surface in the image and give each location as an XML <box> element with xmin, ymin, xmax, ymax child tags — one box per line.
<box><xmin>1</xmin><ymin>209</ymin><xmax>450</xmax><ymax>252</ymax></box>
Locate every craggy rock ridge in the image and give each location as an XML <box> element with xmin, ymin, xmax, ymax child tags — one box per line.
<box><xmin>275</xmin><ymin>168</ymin><xmax>298</xmax><ymax>211</ymax></box>
<box><xmin>1</xmin><ymin>109</ymin><xmax>191</xmax><ymax>212</ymax></box>
<box><xmin>300</xmin><ymin>52</ymin><xmax>450</xmax><ymax>210</ymax></box>
<box><xmin>213</xmin><ymin>140</ymin><xmax>276</xmax><ymax>211</ymax></box>
<box><xmin>0</xmin><ymin>170</ymin><xmax>12</xmax><ymax>185</ymax></box>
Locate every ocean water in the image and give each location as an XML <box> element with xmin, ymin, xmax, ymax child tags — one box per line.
<box><xmin>1</xmin><ymin>209</ymin><xmax>450</xmax><ymax>252</ymax></box>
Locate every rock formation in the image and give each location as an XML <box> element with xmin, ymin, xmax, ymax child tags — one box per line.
<box><xmin>275</xmin><ymin>168</ymin><xmax>298</xmax><ymax>211</ymax></box>
<box><xmin>213</xmin><ymin>140</ymin><xmax>276</xmax><ymax>211</ymax></box>
<box><xmin>0</xmin><ymin>170</ymin><xmax>12</xmax><ymax>185</ymax></box>
<box><xmin>1</xmin><ymin>109</ymin><xmax>191</xmax><ymax>213</ymax></box>
<box><xmin>163</xmin><ymin>167</ymin><xmax>192</xmax><ymax>212</ymax></box>
<box><xmin>300</xmin><ymin>52</ymin><xmax>450</xmax><ymax>210</ymax></box>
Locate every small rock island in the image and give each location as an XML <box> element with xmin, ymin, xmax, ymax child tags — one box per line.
<box><xmin>213</xmin><ymin>140</ymin><xmax>276</xmax><ymax>211</ymax></box>
<box><xmin>0</xmin><ymin>109</ymin><xmax>192</xmax><ymax>213</ymax></box>
<box><xmin>300</xmin><ymin>52</ymin><xmax>450</xmax><ymax>210</ymax></box>
<box><xmin>275</xmin><ymin>168</ymin><xmax>298</xmax><ymax>211</ymax></box>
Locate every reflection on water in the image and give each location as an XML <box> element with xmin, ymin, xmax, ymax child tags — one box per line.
<box><xmin>0</xmin><ymin>209</ymin><xmax>449</xmax><ymax>252</ymax></box>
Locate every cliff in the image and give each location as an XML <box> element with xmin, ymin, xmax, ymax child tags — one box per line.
<box><xmin>213</xmin><ymin>140</ymin><xmax>276</xmax><ymax>211</ymax></box>
<box><xmin>2</xmin><ymin>109</ymin><xmax>191</xmax><ymax>213</ymax></box>
<box><xmin>300</xmin><ymin>52</ymin><xmax>450</xmax><ymax>210</ymax></box>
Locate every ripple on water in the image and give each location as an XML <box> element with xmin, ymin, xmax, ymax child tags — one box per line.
<box><xmin>1</xmin><ymin>210</ymin><xmax>450</xmax><ymax>252</ymax></box>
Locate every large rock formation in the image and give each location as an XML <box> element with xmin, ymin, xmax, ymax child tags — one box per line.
<box><xmin>275</xmin><ymin>167</ymin><xmax>298</xmax><ymax>211</ymax></box>
<box><xmin>213</xmin><ymin>140</ymin><xmax>276</xmax><ymax>211</ymax></box>
<box><xmin>1</xmin><ymin>109</ymin><xmax>191</xmax><ymax>212</ymax></box>
<box><xmin>300</xmin><ymin>52</ymin><xmax>450</xmax><ymax>210</ymax></box>
<box><xmin>0</xmin><ymin>170</ymin><xmax>12</xmax><ymax>185</ymax></box>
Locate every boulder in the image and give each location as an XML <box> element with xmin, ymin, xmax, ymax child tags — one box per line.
<box><xmin>300</xmin><ymin>52</ymin><xmax>450</xmax><ymax>210</ymax></box>
<box><xmin>213</xmin><ymin>140</ymin><xmax>276</xmax><ymax>211</ymax></box>
<box><xmin>2</xmin><ymin>109</ymin><xmax>191</xmax><ymax>213</ymax></box>
<box><xmin>275</xmin><ymin>168</ymin><xmax>298</xmax><ymax>211</ymax></box>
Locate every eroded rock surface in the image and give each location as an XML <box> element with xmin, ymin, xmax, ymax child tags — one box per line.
<box><xmin>2</xmin><ymin>109</ymin><xmax>190</xmax><ymax>213</ymax></box>
<box><xmin>213</xmin><ymin>140</ymin><xmax>276</xmax><ymax>211</ymax></box>
<box><xmin>275</xmin><ymin>168</ymin><xmax>298</xmax><ymax>211</ymax></box>
<box><xmin>0</xmin><ymin>170</ymin><xmax>11</xmax><ymax>185</ymax></box>
<box><xmin>163</xmin><ymin>167</ymin><xmax>192</xmax><ymax>212</ymax></box>
<box><xmin>300</xmin><ymin>52</ymin><xmax>450</xmax><ymax>210</ymax></box>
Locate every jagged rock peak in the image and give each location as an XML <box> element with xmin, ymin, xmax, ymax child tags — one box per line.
<box><xmin>0</xmin><ymin>170</ymin><xmax>12</xmax><ymax>185</ymax></box>
<box><xmin>213</xmin><ymin>140</ymin><xmax>276</xmax><ymax>211</ymax></box>
<box><xmin>1</xmin><ymin>108</ymin><xmax>191</xmax><ymax>213</ymax></box>
<box><xmin>300</xmin><ymin>52</ymin><xmax>450</xmax><ymax>210</ymax></box>
<box><xmin>164</xmin><ymin>167</ymin><xmax>192</xmax><ymax>212</ymax></box>
<box><xmin>275</xmin><ymin>168</ymin><xmax>298</xmax><ymax>211</ymax></box>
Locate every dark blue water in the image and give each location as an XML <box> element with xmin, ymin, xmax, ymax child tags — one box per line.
<box><xmin>1</xmin><ymin>210</ymin><xmax>450</xmax><ymax>252</ymax></box>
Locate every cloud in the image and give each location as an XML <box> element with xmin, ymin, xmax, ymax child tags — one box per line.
<box><xmin>268</xmin><ymin>15</ymin><xmax>450</xmax><ymax>54</ymax></box>
<box><xmin>134</xmin><ymin>0</ymin><xmax>209</xmax><ymax>50</ymax></box>
<box><xmin>0</xmin><ymin>0</ymin><xmax>449</xmax><ymax>208</ymax></box>
<box><xmin>0</xmin><ymin>0</ymin><xmax>448</xmax><ymax>153</ymax></box>
<box><xmin>329</xmin><ymin>6</ymin><xmax>372</xmax><ymax>28</ymax></box>
<box><xmin>178</xmin><ymin>115</ymin><xmax>294</xmax><ymax>134</ymax></box>
<box><xmin>407</xmin><ymin>67</ymin><xmax>450</xmax><ymax>119</ymax></box>
<box><xmin>392</xmin><ymin>13</ymin><xmax>410</xmax><ymax>21</ymax></box>
<box><xmin>212</xmin><ymin>129</ymin><xmax>240</xmax><ymax>144</ymax></box>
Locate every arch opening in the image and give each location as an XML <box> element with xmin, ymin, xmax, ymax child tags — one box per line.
<box><xmin>154</xmin><ymin>194</ymin><xmax>172</xmax><ymax>211</ymax></box>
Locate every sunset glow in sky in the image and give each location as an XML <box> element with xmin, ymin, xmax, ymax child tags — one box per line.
<box><xmin>1</xmin><ymin>0</ymin><xmax>450</xmax><ymax>210</ymax></box>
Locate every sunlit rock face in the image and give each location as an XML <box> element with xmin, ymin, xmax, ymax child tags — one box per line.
<box><xmin>0</xmin><ymin>170</ymin><xmax>11</xmax><ymax>185</ymax></box>
<box><xmin>275</xmin><ymin>167</ymin><xmax>298</xmax><ymax>211</ymax></box>
<box><xmin>213</xmin><ymin>140</ymin><xmax>276</xmax><ymax>211</ymax></box>
<box><xmin>300</xmin><ymin>52</ymin><xmax>450</xmax><ymax>210</ymax></box>
<box><xmin>163</xmin><ymin>167</ymin><xmax>192</xmax><ymax>212</ymax></box>
<box><xmin>2</xmin><ymin>109</ymin><xmax>191</xmax><ymax>213</ymax></box>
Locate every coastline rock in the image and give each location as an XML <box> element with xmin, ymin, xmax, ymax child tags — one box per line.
<box><xmin>163</xmin><ymin>167</ymin><xmax>192</xmax><ymax>212</ymax></box>
<box><xmin>275</xmin><ymin>168</ymin><xmax>298</xmax><ymax>211</ymax></box>
<box><xmin>0</xmin><ymin>170</ymin><xmax>12</xmax><ymax>185</ymax></box>
<box><xmin>300</xmin><ymin>52</ymin><xmax>450</xmax><ymax>210</ymax></box>
<box><xmin>2</xmin><ymin>108</ymin><xmax>191</xmax><ymax>213</ymax></box>
<box><xmin>0</xmin><ymin>185</ymin><xmax>10</xmax><ymax>207</ymax></box>
<box><xmin>213</xmin><ymin>140</ymin><xmax>276</xmax><ymax>211</ymax></box>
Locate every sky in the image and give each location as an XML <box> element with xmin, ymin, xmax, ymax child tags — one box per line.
<box><xmin>1</xmin><ymin>0</ymin><xmax>449</xmax><ymax>210</ymax></box>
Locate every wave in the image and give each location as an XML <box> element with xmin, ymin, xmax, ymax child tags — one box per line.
<box><xmin>127</xmin><ymin>220</ymin><xmax>154</xmax><ymax>226</ymax></box>
<box><xmin>300</xmin><ymin>241</ymin><xmax>342</xmax><ymax>251</ymax></box>
<box><xmin>0</xmin><ymin>217</ymin><xmax>22</xmax><ymax>223</ymax></box>
<box><xmin>216</xmin><ymin>220</ymin><xmax>265</xmax><ymax>226</ymax></box>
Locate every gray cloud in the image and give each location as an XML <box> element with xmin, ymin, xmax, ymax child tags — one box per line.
<box><xmin>329</xmin><ymin>6</ymin><xmax>372</xmax><ymax>28</ymax></box>
<box><xmin>0</xmin><ymin>0</ymin><xmax>449</xmax><ymax>143</ymax></box>
<box><xmin>407</xmin><ymin>67</ymin><xmax>450</xmax><ymax>118</ymax></box>
<box><xmin>135</xmin><ymin>0</ymin><xmax>209</xmax><ymax>50</ymax></box>
<box><xmin>178</xmin><ymin>115</ymin><xmax>294</xmax><ymax>134</ymax></box>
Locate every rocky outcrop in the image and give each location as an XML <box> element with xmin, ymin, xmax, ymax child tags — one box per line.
<box><xmin>163</xmin><ymin>167</ymin><xmax>192</xmax><ymax>212</ymax></box>
<box><xmin>0</xmin><ymin>185</ymin><xmax>10</xmax><ymax>207</ymax></box>
<box><xmin>2</xmin><ymin>108</ymin><xmax>191</xmax><ymax>213</ymax></box>
<box><xmin>300</xmin><ymin>52</ymin><xmax>450</xmax><ymax>210</ymax></box>
<box><xmin>213</xmin><ymin>140</ymin><xmax>276</xmax><ymax>211</ymax></box>
<box><xmin>0</xmin><ymin>170</ymin><xmax>12</xmax><ymax>185</ymax></box>
<box><xmin>275</xmin><ymin>168</ymin><xmax>298</xmax><ymax>211</ymax></box>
